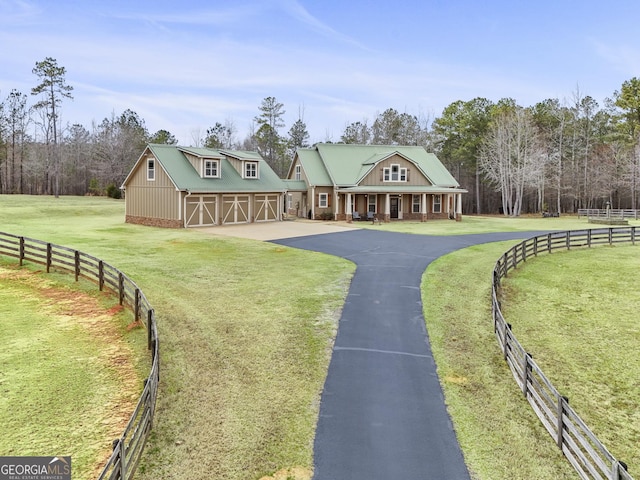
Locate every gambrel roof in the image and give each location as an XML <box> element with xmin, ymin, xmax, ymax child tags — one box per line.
<box><xmin>289</xmin><ymin>143</ymin><xmax>461</xmax><ymax>189</ymax></box>
<box><xmin>123</xmin><ymin>144</ymin><xmax>286</xmax><ymax>193</ymax></box>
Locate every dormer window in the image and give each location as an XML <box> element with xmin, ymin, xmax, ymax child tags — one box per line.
<box><xmin>245</xmin><ymin>161</ymin><xmax>258</xmax><ymax>178</ymax></box>
<box><xmin>204</xmin><ymin>159</ymin><xmax>219</xmax><ymax>178</ymax></box>
<box><xmin>295</xmin><ymin>164</ymin><xmax>301</xmax><ymax>180</ymax></box>
<box><xmin>383</xmin><ymin>164</ymin><xmax>407</xmax><ymax>182</ymax></box>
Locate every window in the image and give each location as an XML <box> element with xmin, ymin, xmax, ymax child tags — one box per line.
<box><xmin>318</xmin><ymin>193</ymin><xmax>328</xmax><ymax>208</ymax></box>
<box><xmin>383</xmin><ymin>164</ymin><xmax>407</xmax><ymax>182</ymax></box>
<box><xmin>204</xmin><ymin>159</ymin><xmax>219</xmax><ymax>178</ymax></box>
<box><xmin>287</xmin><ymin>194</ymin><xmax>293</xmax><ymax>210</ymax></box>
<box><xmin>245</xmin><ymin>161</ymin><xmax>258</xmax><ymax>178</ymax></box>
<box><xmin>295</xmin><ymin>164</ymin><xmax>301</xmax><ymax>180</ymax></box>
<box><xmin>412</xmin><ymin>194</ymin><xmax>421</xmax><ymax>213</ymax></box>
<box><xmin>147</xmin><ymin>158</ymin><xmax>155</xmax><ymax>181</ymax></box>
<box><xmin>368</xmin><ymin>194</ymin><xmax>377</xmax><ymax>213</ymax></box>
<box><xmin>433</xmin><ymin>194</ymin><xmax>442</xmax><ymax>213</ymax></box>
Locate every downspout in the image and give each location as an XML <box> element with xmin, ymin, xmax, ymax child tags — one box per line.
<box><xmin>311</xmin><ymin>186</ymin><xmax>315</xmax><ymax>220</ymax></box>
<box><xmin>183</xmin><ymin>190</ymin><xmax>192</xmax><ymax>228</ymax></box>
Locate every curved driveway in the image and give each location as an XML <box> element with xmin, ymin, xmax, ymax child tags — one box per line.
<box><xmin>272</xmin><ymin>228</ymin><xmax>541</xmax><ymax>480</ymax></box>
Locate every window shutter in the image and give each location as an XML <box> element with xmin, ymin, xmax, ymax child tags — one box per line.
<box><xmin>328</xmin><ymin>195</ymin><xmax>331</xmax><ymax>207</ymax></box>
<box><xmin>380</xmin><ymin>169</ymin><xmax>384</xmax><ymax>181</ymax></box>
<box><xmin>316</xmin><ymin>195</ymin><xmax>319</xmax><ymax>207</ymax></box>
<box><xmin>407</xmin><ymin>169</ymin><xmax>410</xmax><ymax>181</ymax></box>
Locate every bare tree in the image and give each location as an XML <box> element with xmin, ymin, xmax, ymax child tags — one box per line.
<box><xmin>480</xmin><ymin>106</ymin><xmax>543</xmax><ymax>216</ymax></box>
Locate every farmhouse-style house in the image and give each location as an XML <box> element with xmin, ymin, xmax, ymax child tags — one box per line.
<box><xmin>122</xmin><ymin>144</ymin><xmax>287</xmax><ymax>228</ymax></box>
<box><xmin>285</xmin><ymin>143</ymin><xmax>466</xmax><ymax>222</ymax></box>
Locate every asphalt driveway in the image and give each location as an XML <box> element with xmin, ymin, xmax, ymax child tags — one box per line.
<box><xmin>272</xmin><ymin>228</ymin><xmax>540</xmax><ymax>480</ymax></box>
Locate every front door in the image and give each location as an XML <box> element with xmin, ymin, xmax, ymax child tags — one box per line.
<box><xmin>390</xmin><ymin>197</ymin><xmax>399</xmax><ymax>219</ymax></box>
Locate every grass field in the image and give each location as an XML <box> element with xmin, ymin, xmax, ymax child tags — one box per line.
<box><xmin>499</xmin><ymin>247</ymin><xmax>640</xmax><ymax>473</ymax></box>
<box><xmin>0</xmin><ymin>261</ymin><xmax>146</xmax><ymax>479</ymax></box>
<box><xmin>1</xmin><ymin>194</ymin><xmax>637</xmax><ymax>479</ymax></box>
<box><xmin>0</xmin><ymin>195</ymin><xmax>354</xmax><ymax>480</ymax></box>
<box><xmin>423</xmin><ymin>242</ymin><xmax>640</xmax><ymax>479</ymax></box>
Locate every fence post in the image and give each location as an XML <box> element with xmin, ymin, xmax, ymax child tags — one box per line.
<box><xmin>134</xmin><ymin>288</ymin><xmax>141</xmax><ymax>322</ymax></box>
<box><xmin>556</xmin><ymin>395</ymin><xmax>569</xmax><ymax>449</ymax></box>
<box><xmin>98</xmin><ymin>261</ymin><xmax>104</xmax><ymax>291</ymax></box>
<box><xmin>46</xmin><ymin>243</ymin><xmax>52</xmax><ymax>273</ymax></box>
<box><xmin>631</xmin><ymin>226</ymin><xmax>635</xmax><ymax>246</ymax></box>
<box><xmin>587</xmin><ymin>229</ymin><xmax>592</xmax><ymax>247</ymax></box>
<box><xmin>547</xmin><ymin>233</ymin><xmax>552</xmax><ymax>253</ymax></box>
<box><xmin>147</xmin><ymin>309</ymin><xmax>154</xmax><ymax>350</ymax></box>
<box><xmin>118</xmin><ymin>273</ymin><xmax>125</xmax><ymax>306</ymax></box>
<box><xmin>613</xmin><ymin>460</ymin><xmax>628</xmax><ymax>479</ymax></box>
<box><xmin>609</xmin><ymin>228</ymin><xmax>613</xmax><ymax>245</ymax></box>
<box><xmin>533</xmin><ymin>236</ymin><xmax>538</xmax><ymax>257</ymax></box>
<box><xmin>503</xmin><ymin>323</ymin><xmax>512</xmax><ymax>361</ymax></box>
<box><xmin>566</xmin><ymin>231</ymin><xmax>571</xmax><ymax>250</ymax></box>
<box><xmin>74</xmin><ymin>251</ymin><xmax>80</xmax><ymax>282</ymax></box>
<box><xmin>19</xmin><ymin>237</ymin><xmax>25</xmax><ymax>266</ymax></box>
<box><xmin>521</xmin><ymin>352</ymin><xmax>532</xmax><ymax>397</ymax></box>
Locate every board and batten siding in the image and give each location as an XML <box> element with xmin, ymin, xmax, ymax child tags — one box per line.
<box><xmin>359</xmin><ymin>155</ymin><xmax>433</xmax><ymax>187</ymax></box>
<box><xmin>125</xmin><ymin>155</ymin><xmax>180</xmax><ymax>221</ymax></box>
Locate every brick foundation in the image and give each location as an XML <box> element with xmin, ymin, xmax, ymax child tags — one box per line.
<box><xmin>126</xmin><ymin>215</ymin><xmax>183</xmax><ymax>228</ymax></box>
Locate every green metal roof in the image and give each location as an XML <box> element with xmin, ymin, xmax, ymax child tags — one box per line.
<box><xmin>143</xmin><ymin>144</ymin><xmax>286</xmax><ymax>193</ymax></box>
<box><xmin>282</xmin><ymin>179</ymin><xmax>308</xmax><ymax>191</ymax></box>
<box><xmin>295</xmin><ymin>148</ymin><xmax>333</xmax><ymax>186</ymax></box>
<box><xmin>296</xmin><ymin>143</ymin><xmax>460</xmax><ymax>188</ymax></box>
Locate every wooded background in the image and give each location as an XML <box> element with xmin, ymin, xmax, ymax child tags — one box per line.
<box><xmin>2</xmin><ymin>58</ymin><xmax>639</xmax><ymax>215</ymax></box>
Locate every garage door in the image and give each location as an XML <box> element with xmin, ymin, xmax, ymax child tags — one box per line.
<box><xmin>185</xmin><ymin>196</ymin><xmax>217</xmax><ymax>227</ymax></box>
<box><xmin>222</xmin><ymin>195</ymin><xmax>249</xmax><ymax>224</ymax></box>
<box><xmin>254</xmin><ymin>194</ymin><xmax>278</xmax><ymax>222</ymax></box>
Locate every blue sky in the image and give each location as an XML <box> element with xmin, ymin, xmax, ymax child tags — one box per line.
<box><xmin>1</xmin><ymin>0</ymin><xmax>639</xmax><ymax>145</ymax></box>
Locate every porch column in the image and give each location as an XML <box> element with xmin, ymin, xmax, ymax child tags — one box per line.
<box><xmin>385</xmin><ymin>193</ymin><xmax>390</xmax><ymax>223</ymax></box>
<box><xmin>456</xmin><ymin>193</ymin><xmax>462</xmax><ymax>221</ymax></box>
<box><xmin>422</xmin><ymin>193</ymin><xmax>427</xmax><ymax>222</ymax></box>
<box><xmin>311</xmin><ymin>186</ymin><xmax>315</xmax><ymax>220</ymax></box>
<box><xmin>346</xmin><ymin>193</ymin><xmax>353</xmax><ymax>222</ymax></box>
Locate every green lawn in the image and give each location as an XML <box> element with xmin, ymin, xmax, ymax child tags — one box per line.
<box><xmin>1</xmin><ymin>195</ymin><xmax>636</xmax><ymax>480</ymax></box>
<box><xmin>422</xmin><ymin>241</ymin><xmax>640</xmax><ymax>480</ymax></box>
<box><xmin>499</xmin><ymin>246</ymin><xmax>640</xmax><ymax>473</ymax></box>
<box><xmin>0</xmin><ymin>262</ymin><xmax>146</xmax><ymax>480</ymax></box>
<box><xmin>356</xmin><ymin>213</ymin><xmax>640</xmax><ymax>235</ymax></box>
<box><xmin>0</xmin><ymin>195</ymin><xmax>354</xmax><ymax>480</ymax></box>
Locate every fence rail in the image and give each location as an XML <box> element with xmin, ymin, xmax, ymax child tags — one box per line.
<box><xmin>492</xmin><ymin>227</ymin><xmax>635</xmax><ymax>480</ymax></box>
<box><xmin>0</xmin><ymin>232</ymin><xmax>159</xmax><ymax>480</ymax></box>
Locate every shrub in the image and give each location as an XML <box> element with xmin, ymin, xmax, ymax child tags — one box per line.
<box><xmin>106</xmin><ymin>183</ymin><xmax>122</xmax><ymax>199</ymax></box>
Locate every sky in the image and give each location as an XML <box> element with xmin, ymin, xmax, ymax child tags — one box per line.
<box><xmin>1</xmin><ymin>0</ymin><xmax>639</xmax><ymax>146</ymax></box>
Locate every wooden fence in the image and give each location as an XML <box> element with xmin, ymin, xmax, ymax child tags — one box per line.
<box><xmin>492</xmin><ymin>227</ymin><xmax>636</xmax><ymax>480</ymax></box>
<box><xmin>0</xmin><ymin>232</ymin><xmax>159</xmax><ymax>480</ymax></box>
<box><xmin>577</xmin><ymin>209</ymin><xmax>640</xmax><ymax>220</ymax></box>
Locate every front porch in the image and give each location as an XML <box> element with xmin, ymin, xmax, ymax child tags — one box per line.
<box><xmin>336</xmin><ymin>192</ymin><xmax>463</xmax><ymax>223</ymax></box>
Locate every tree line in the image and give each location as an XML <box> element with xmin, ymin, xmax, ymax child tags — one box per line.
<box><xmin>2</xmin><ymin>57</ymin><xmax>639</xmax><ymax>215</ymax></box>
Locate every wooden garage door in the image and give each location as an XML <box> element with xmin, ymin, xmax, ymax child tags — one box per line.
<box><xmin>185</xmin><ymin>196</ymin><xmax>216</xmax><ymax>227</ymax></box>
<box><xmin>254</xmin><ymin>194</ymin><xmax>278</xmax><ymax>222</ymax></box>
<box><xmin>222</xmin><ymin>195</ymin><xmax>249</xmax><ymax>224</ymax></box>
